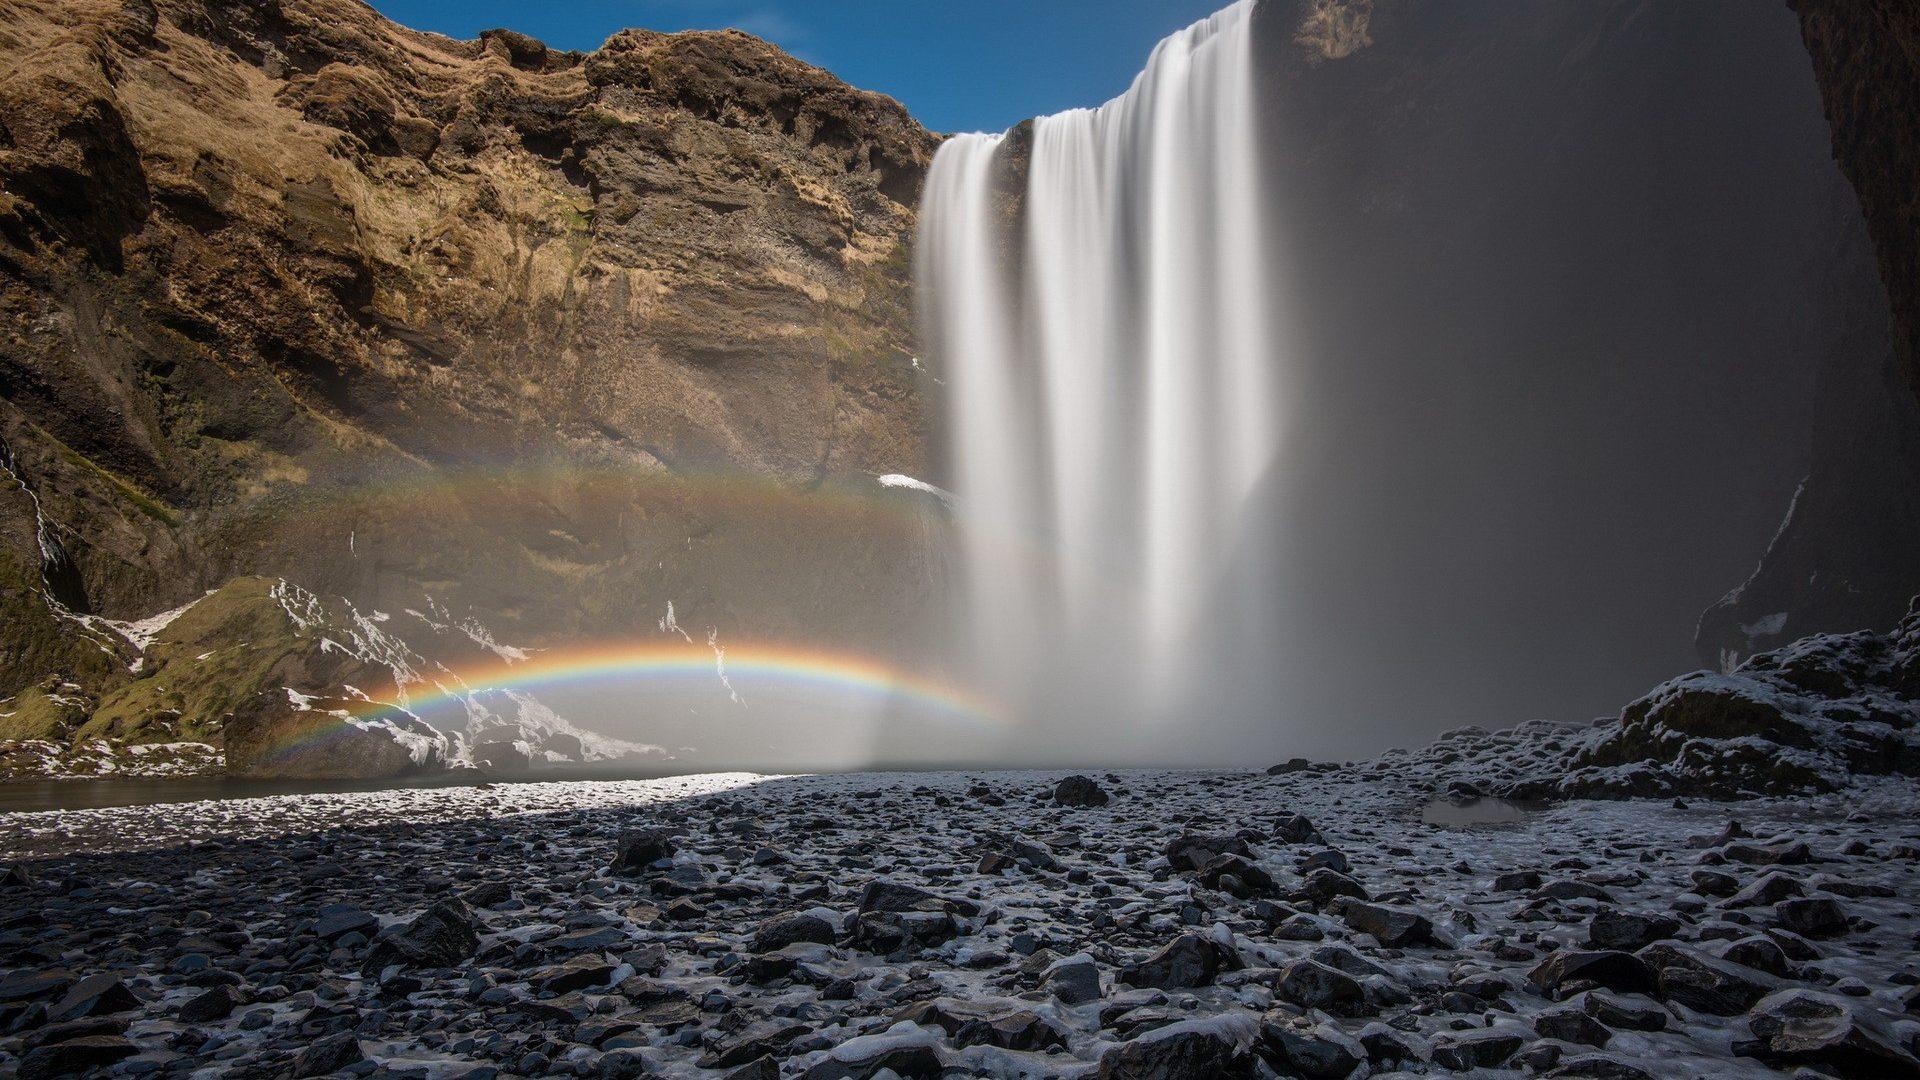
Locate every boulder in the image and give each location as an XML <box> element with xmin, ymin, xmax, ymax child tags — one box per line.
<box><xmin>1274</xmin><ymin>959</ymin><xmax>1366</xmax><ymax>1017</ymax></box>
<box><xmin>363</xmin><ymin>898</ymin><xmax>480</xmax><ymax>972</ymax></box>
<box><xmin>1055</xmin><ymin>775</ymin><xmax>1110</xmax><ymax>807</ymax></box>
<box><xmin>1336</xmin><ymin>901</ymin><xmax>1436</xmax><ymax>948</ymax></box>
<box><xmin>1739</xmin><ymin>989</ymin><xmax>1920</xmax><ymax>1077</ymax></box>
<box><xmin>1121</xmin><ymin>933</ymin><xmax>1239</xmax><ymax>990</ymax></box>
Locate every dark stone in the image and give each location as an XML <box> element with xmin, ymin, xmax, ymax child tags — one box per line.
<box><xmin>313</xmin><ymin>904</ymin><xmax>378</xmax><ymax>940</ymax></box>
<box><xmin>178</xmin><ymin>985</ymin><xmax>237</xmax><ymax>1024</ymax></box>
<box><xmin>1274</xmin><ymin>959</ymin><xmax>1366</xmax><ymax>1017</ymax></box>
<box><xmin>18</xmin><ymin>1035</ymin><xmax>139</xmax><ymax>1080</ymax></box>
<box><xmin>1494</xmin><ymin>869</ymin><xmax>1543</xmax><ymax>892</ymax></box>
<box><xmin>1772</xmin><ymin>896</ymin><xmax>1850</xmax><ymax>938</ymax></box>
<box><xmin>1044</xmin><ymin>955</ymin><xmax>1103</xmax><ymax>1004</ymax></box>
<box><xmin>802</xmin><ymin>1041</ymin><xmax>943</xmax><ymax>1079</ymax></box>
<box><xmin>845</xmin><ymin>910</ymin><xmax>958</xmax><ymax>954</ymax></box>
<box><xmin>1337</xmin><ymin>901</ymin><xmax>1435</xmax><ymax>948</ymax></box>
<box><xmin>1536</xmin><ymin>1008</ymin><xmax>1613</xmax><ymax>1047</ymax></box>
<box><xmin>1587</xmin><ymin>908</ymin><xmax>1680</xmax><ymax>951</ymax></box>
<box><xmin>749</xmin><ymin>912</ymin><xmax>836</xmax><ymax>953</ymax></box>
<box><xmin>1577</xmin><ymin>990</ymin><xmax>1670</xmax><ymax>1033</ymax></box>
<box><xmin>1543</xmin><ymin>1053</ymin><xmax>1657</xmax><ymax>1078</ymax></box>
<box><xmin>46</xmin><ymin>974</ymin><xmax>141</xmax><ymax>1023</ymax></box>
<box><xmin>1197</xmin><ymin>853</ymin><xmax>1279</xmax><ymax>898</ymax></box>
<box><xmin>1267</xmin><ymin>758</ymin><xmax>1313</xmax><ymax>775</ymax></box>
<box><xmin>1527</xmin><ymin>950</ymin><xmax>1655</xmax><ymax>997</ymax></box>
<box><xmin>1055</xmin><ymin>775</ymin><xmax>1110</xmax><ymax>807</ymax></box>
<box><xmin>954</xmin><ymin>1010</ymin><xmax>1068</xmax><ymax>1052</ymax></box>
<box><xmin>291</xmin><ymin>1032</ymin><xmax>366</xmax><ymax>1078</ymax></box>
<box><xmin>1430</xmin><ymin>1029</ymin><xmax>1525</xmax><ymax>1070</ymax></box>
<box><xmin>697</xmin><ymin>1024</ymin><xmax>809</xmax><ymax>1069</ymax></box>
<box><xmin>1297</xmin><ymin>869</ymin><xmax>1370</xmax><ymax>906</ymax></box>
<box><xmin>1637</xmin><ymin>942</ymin><xmax>1782</xmax><ymax>1016</ymax></box>
<box><xmin>611</xmin><ymin>828</ymin><xmax>678</xmax><ymax>874</ymax></box>
<box><xmin>1264</xmin><ymin>1019</ymin><xmax>1365</xmax><ymax>1078</ymax></box>
<box><xmin>363</xmin><ymin>897</ymin><xmax>480</xmax><ymax>971</ymax></box>
<box><xmin>1741</xmin><ymin>989</ymin><xmax>1920</xmax><ymax>1077</ymax></box>
<box><xmin>1164</xmin><ymin>834</ymin><xmax>1249</xmax><ymax>873</ymax></box>
<box><xmin>1098</xmin><ymin>1024</ymin><xmax>1257</xmax><ymax>1079</ymax></box>
<box><xmin>1120</xmin><ymin>933</ymin><xmax>1239</xmax><ymax>990</ymax></box>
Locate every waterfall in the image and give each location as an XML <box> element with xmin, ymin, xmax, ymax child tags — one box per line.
<box><xmin>918</xmin><ymin>1</ymin><xmax>1279</xmax><ymax>750</ymax></box>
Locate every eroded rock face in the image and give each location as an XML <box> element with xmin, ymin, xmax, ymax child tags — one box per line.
<box><xmin>0</xmin><ymin>0</ymin><xmax>946</xmax><ymax>729</ymax></box>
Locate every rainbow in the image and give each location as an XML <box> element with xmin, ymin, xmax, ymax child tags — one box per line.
<box><xmin>350</xmin><ymin>639</ymin><xmax>1005</xmax><ymax>729</ymax></box>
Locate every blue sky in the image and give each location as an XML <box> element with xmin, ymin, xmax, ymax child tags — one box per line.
<box><xmin>364</xmin><ymin>1</ymin><xmax>1234</xmax><ymax>133</ymax></box>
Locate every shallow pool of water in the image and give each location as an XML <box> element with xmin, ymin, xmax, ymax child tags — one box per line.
<box><xmin>1421</xmin><ymin>796</ymin><xmax>1543</xmax><ymax>826</ymax></box>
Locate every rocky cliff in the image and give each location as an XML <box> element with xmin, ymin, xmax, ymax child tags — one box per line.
<box><xmin>0</xmin><ymin>0</ymin><xmax>949</xmax><ymax>767</ymax></box>
<box><xmin>1694</xmin><ymin>0</ymin><xmax>1920</xmax><ymax>668</ymax></box>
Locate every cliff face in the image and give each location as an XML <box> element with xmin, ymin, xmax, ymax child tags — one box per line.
<box><xmin>0</xmin><ymin>0</ymin><xmax>949</xmax><ymax>752</ymax></box>
<box><xmin>1793</xmin><ymin>0</ymin><xmax>1920</xmax><ymax>401</ymax></box>
<box><xmin>1697</xmin><ymin>0</ymin><xmax>1920</xmax><ymax>666</ymax></box>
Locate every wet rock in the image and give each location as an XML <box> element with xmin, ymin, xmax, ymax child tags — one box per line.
<box><xmin>291</xmin><ymin>1032</ymin><xmax>366</xmax><ymax>1078</ymax></box>
<box><xmin>45</xmin><ymin>974</ymin><xmax>140</xmax><ymax>1023</ymax></box>
<box><xmin>845</xmin><ymin>910</ymin><xmax>958</xmax><ymax>954</ymax></box>
<box><xmin>611</xmin><ymin>828</ymin><xmax>678</xmax><ymax>874</ymax></box>
<box><xmin>1543</xmin><ymin>1053</ymin><xmax>1657</xmax><ymax>1078</ymax></box>
<box><xmin>1720</xmin><ymin>935</ymin><xmax>1794</xmax><ymax>977</ymax></box>
<box><xmin>856</xmin><ymin>879</ymin><xmax>971</xmax><ymax>915</ymax></box>
<box><xmin>1262</xmin><ymin>1018</ymin><xmax>1365</xmax><ymax>1077</ymax></box>
<box><xmin>1164</xmin><ymin>834</ymin><xmax>1249</xmax><ymax>873</ymax></box>
<box><xmin>698</xmin><ymin>1024</ymin><xmax>809</xmax><ymax>1069</ymax></box>
<box><xmin>1274</xmin><ymin>959</ymin><xmax>1366</xmax><ymax>1017</ymax></box>
<box><xmin>1739</xmin><ymin>988</ymin><xmax>1920</xmax><ymax>1077</ymax></box>
<box><xmin>1494</xmin><ymin>869</ymin><xmax>1543</xmax><ymax>892</ymax></box>
<box><xmin>1120</xmin><ymin>933</ymin><xmax>1240</xmax><ymax>990</ymax></box>
<box><xmin>1723</xmin><ymin>840</ymin><xmax>1813</xmax><ymax>866</ymax></box>
<box><xmin>1097</xmin><ymin>1016</ymin><xmax>1259</xmax><ymax>1079</ymax></box>
<box><xmin>1536</xmin><ymin>1007</ymin><xmax>1613</xmax><ymax>1047</ymax></box>
<box><xmin>1336</xmin><ymin>900</ymin><xmax>1435</xmax><ymax>948</ymax></box>
<box><xmin>1044</xmin><ymin>953</ymin><xmax>1104</xmax><ymax>1004</ymax></box>
<box><xmin>1055</xmin><ymin>775</ymin><xmax>1110</xmax><ymax>807</ymax></box>
<box><xmin>954</xmin><ymin>1010</ymin><xmax>1068</xmax><ymax>1052</ymax></box>
<box><xmin>312</xmin><ymin>903</ymin><xmax>378</xmax><ymax>940</ymax></box>
<box><xmin>801</xmin><ymin>1029</ymin><xmax>944</xmax><ymax>1079</ymax></box>
<box><xmin>177</xmin><ymin>984</ymin><xmax>237</xmax><ymax>1023</ymax></box>
<box><xmin>748</xmin><ymin>912</ymin><xmax>837</xmax><ymax>953</ymax></box>
<box><xmin>364</xmin><ymin>897</ymin><xmax>480</xmax><ymax>971</ymax></box>
<box><xmin>1576</xmin><ymin>990</ymin><xmax>1669</xmax><ymax>1032</ymax></box>
<box><xmin>1726</xmin><ymin>869</ymin><xmax>1805</xmax><ymax>907</ymax></box>
<box><xmin>1297</xmin><ymin>868</ymin><xmax>1369</xmax><ymax>906</ymax></box>
<box><xmin>1772</xmin><ymin>896</ymin><xmax>1850</xmax><ymax>938</ymax></box>
<box><xmin>1197</xmin><ymin>853</ymin><xmax>1279</xmax><ymax>898</ymax></box>
<box><xmin>1587</xmin><ymin>908</ymin><xmax>1680</xmax><ymax>951</ymax></box>
<box><xmin>1689</xmin><ymin>869</ymin><xmax>1739</xmax><ymax>897</ymax></box>
<box><xmin>1275</xmin><ymin>814</ymin><xmax>1322</xmax><ymax>844</ymax></box>
<box><xmin>1528</xmin><ymin>950</ymin><xmax>1655</xmax><ymax>997</ymax></box>
<box><xmin>18</xmin><ymin>1034</ymin><xmax>138</xmax><ymax>1080</ymax></box>
<box><xmin>1430</xmin><ymin>1028</ymin><xmax>1526</xmax><ymax>1070</ymax></box>
<box><xmin>1638</xmin><ymin>942</ymin><xmax>1782</xmax><ymax>1016</ymax></box>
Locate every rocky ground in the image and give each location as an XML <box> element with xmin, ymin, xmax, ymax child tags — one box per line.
<box><xmin>2</xmin><ymin>765</ymin><xmax>1916</xmax><ymax>1079</ymax></box>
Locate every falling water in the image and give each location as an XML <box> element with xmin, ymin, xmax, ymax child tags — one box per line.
<box><xmin>918</xmin><ymin>1</ymin><xmax>1280</xmax><ymax>753</ymax></box>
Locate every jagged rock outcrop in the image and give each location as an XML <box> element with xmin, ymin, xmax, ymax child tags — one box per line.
<box><xmin>0</xmin><ymin>0</ymin><xmax>950</xmax><ymax>750</ymax></box>
<box><xmin>1378</xmin><ymin>597</ymin><xmax>1920</xmax><ymax>800</ymax></box>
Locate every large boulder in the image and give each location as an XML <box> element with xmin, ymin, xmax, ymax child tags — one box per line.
<box><xmin>1738</xmin><ymin>989</ymin><xmax>1920</xmax><ymax>1077</ymax></box>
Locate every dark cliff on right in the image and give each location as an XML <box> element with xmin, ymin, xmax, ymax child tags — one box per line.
<box><xmin>1696</xmin><ymin>0</ymin><xmax>1920</xmax><ymax>669</ymax></box>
